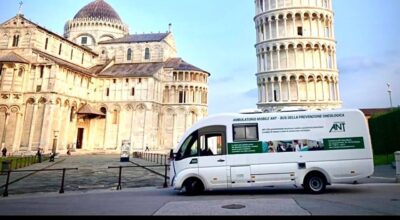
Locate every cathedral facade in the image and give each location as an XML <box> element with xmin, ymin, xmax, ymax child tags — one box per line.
<box><xmin>0</xmin><ymin>0</ymin><xmax>209</xmax><ymax>154</ymax></box>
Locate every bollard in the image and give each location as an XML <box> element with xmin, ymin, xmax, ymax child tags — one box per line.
<box><xmin>117</xmin><ymin>166</ymin><xmax>123</xmax><ymax>190</ymax></box>
<box><xmin>163</xmin><ymin>164</ymin><xmax>168</xmax><ymax>188</ymax></box>
<box><xmin>59</xmin><ymin>168</ymin><xmax>66</xmax><ymax>194</ymax></box>
<box><xmin>396</xmin><ymin>152</ymin><xmax>400</xmax><ymax>183</ymax></box>
<box><xmin>3</xmin><ymin>171</ymin><xmax>11</xmax><ymax>197</ymax></box>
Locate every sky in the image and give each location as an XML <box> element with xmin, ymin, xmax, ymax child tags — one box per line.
<box><xmin>0</xmin><ymin>0</ymin><xmax>399</xmax><ymax>115</ymax></box>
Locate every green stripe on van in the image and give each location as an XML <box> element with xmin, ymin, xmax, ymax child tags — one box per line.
<box><xmin>228</xmin><ymin>142</ymin><xmax>263</xmax><ymax>155</ymax></box>
<box><xmin>323</xmin><ymin>137</ymin><xmax>365</xmax><ymax>150</ymax></box>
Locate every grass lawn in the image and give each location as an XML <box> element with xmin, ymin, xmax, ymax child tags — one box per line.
<box><xmin>374</xmin><ymin>154</ymin><xmax>395</xmax><ymax>166</ymax></box>
<box><xmin>0</xmin><ymin>156</ymin><xmax>42</xmax><ymax>170</ymax></box>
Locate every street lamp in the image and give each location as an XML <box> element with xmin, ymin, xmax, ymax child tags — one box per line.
<box><xmin>387</xmin><ymin>83</ymin><xmax>393</xmax><ymax>109</ymax></box>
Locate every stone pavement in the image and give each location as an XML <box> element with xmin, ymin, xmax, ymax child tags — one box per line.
<box><xmin>357</xmin><ymin>165</ymin><xmax>397</xmax><ymax>184</ymax></box>
<box><xmin>0</xmin><ymin>154</ymin><xmax>396</xmax><ymax>197</ymax></box>
<box><xmin>154</xmin><ymin>198</ymin><xmax>310</xmax><ymax>216</ymax></box>
<box><xmin>0</xmin><ymin>184</ymin><xmax>400</xmax><ymax>215</ymax></box>
<box><xmin>0</xmin><ymin>155</ymin><xmax>167</xmax><ymax>196</ymax></box>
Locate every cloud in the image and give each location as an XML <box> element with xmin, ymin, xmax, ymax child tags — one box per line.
<box><xmin>340</xmin><ymin>57</ymin><xmax>400</xmax><ymax>109</ymax></box>
<box><xmin>244</xmin><ymin>88</ymin><xmax>258</xmax><ymax>98</ymax></box>
<box><xmin>338</xmin><ymin>57</ymin><xmax>383</xmax><ymax>74</ymax></box>
<box><xmin>209</xmin><ymin>76</ymin><xmax>234</xmax><ymax>85</ymax></box>
<box><xmin>208</xmin><ymin>89</ymin><xmax>258</xmax><ymax>115</ymax></box>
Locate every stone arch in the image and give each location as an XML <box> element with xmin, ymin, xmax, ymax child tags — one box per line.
<box><xmin>289</xmin><ymin>75</ymin><xmax>298</xmax><ymax>101</ymax></box>
<box><xmin>26</xmin><ymin>97</ymin><xmax>35</xmax><ymax>105</ymax></box>
<box><xmin>99</xmin><ymin>106</ymin><xmax>108</xmax><ymax>115</ymax></box>
<box><xmin>74</xmin><ymin>33</ymin><xmax>96</xmax><ymax>45</ymax></box>
<box><xmin>286</xmin><ymin>12</ymin><xmax>294</xmax><ymax>19</ymax></box>
<box><xmin>9</xmin><ymin>105</ymin><xmax>20</xmax><ymax>113</ymax></box>
<box><xmin>99</xmin><ymin>34</ymin><xmax>115</xmax><ymax>42</ymax></box>
<box><xmin>64</xmin><ymin>100</ymin><xmax>70</xmax><ymax>108</ymax></box>
<box><xmin>0</xmin><ymin>106</ymin><xmax>7</xmax><ymax>113</ymax></box>
<box><xmin>124</xmin><ymin>104</ymin><xmax>134</xmax><ymax>112</ymax></box>
<box><xmin>56</xmin><ymin>98</ymin><xmax>62</xmax><ymax>106</ymax></box>
<box><xmin>135</xmin><ymin>103</ymin><xmax>148</xmax><ymax>112</ymax></box>
<box><xmin>38</xmin><ymin>97</ymin><xmax>47</xmax><ymax>104</ymax></box>
<box><xmin>71</xmin><ymin>101</ymin><xmax>78</xmax><ymax>108</ymax></box>
<box><xmin>297</xmin><ymin>74</ymin><xmax>307</xmax><ymax>101</ymax></box>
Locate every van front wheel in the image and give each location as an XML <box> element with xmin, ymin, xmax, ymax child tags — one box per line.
<box><xmin>304</xmin><ymin>173</ymin><xmax>326</xmax><ymax>194</ymax></box>
<box><xmin>183</xmin><ymin>178</ymin><xmax>204</xmax><ymax>196</ymax></box>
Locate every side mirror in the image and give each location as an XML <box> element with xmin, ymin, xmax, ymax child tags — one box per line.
<box><xmin>169</xmin><ymin>149</ymin><xmax>175</xmax><ymax>160</ymax></box>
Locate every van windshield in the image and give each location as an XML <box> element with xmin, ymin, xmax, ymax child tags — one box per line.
<box><xmin>176</xmin><ymin>132</ymin><xmax>198</xmax><ymax>160</ymax></box>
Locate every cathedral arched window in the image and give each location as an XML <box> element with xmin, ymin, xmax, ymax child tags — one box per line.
<box><xmin>45</xmin><ymin>38</ymin><xmax>49</xmax><ymax>50</ymax></box>
<box><xmin>127</xmin><ymin>48</ymin><xmax>132</xmax><ymax>61</ymax></box>
<box><xmin>18</xmin><ymin>68</ymin><xmax>24</xmax><ymax>77</ymax></box>
<box><xmin>59</xmin><ymin>43</ymin><xmax>63</xmax><ymax>55</ymax></box>
<box><xmin>81</xmin><ymin>37</ymin><xmax>88</xmax><ymax>45</ymax></box>
<box><xmin>70</xmin><ymin>107</ymin><xmax>75</xmax><ymax>122</ymax></box>
<box><xmin>112</xmin><ymin>110</ymin><xmax>119</xmax><ymax>124</ymax></box>
<box><xmin>145</xmin><ymin>48</ymin><xmax>150</xmax><ymax>60</ymax></box>
<box><xmin>12</xmin><ymin>35</ymin><xmax>20</xmax><ymax>47</ymax></box>
<box><xmin>100</xmin><ymin>107</ymin><xmax>107</xmax><ymax>116</ymax></box>
<box><xmin>0</xmin><ymin>64</ymin><xmax>4</xmax><ymax>78</ymax></box>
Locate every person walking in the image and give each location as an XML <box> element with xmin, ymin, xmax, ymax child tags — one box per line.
<box><xmin>1</xmin><ymin>147</ymin><xmax>7</xmax><ymax>157</ymax></box>
<box><xmin>36</xmin><ymin>148</ymin><xmax>42</xmax><ymax>163</ymax></box>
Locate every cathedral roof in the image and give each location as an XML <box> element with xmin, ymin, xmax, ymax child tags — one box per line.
<box><xmin>77</xmin><ymin>104</ymin><xmax>106</xmax><ymax>116</ymax></box>
<box><xmin>34</xmin><ymin>49</ymin><xmax>93</xmax><ymax>76</ymax></box>
<box><xmin>165</xmin><ymin>58</ymin><xmax>210</xmax><ymax>75</ymax></box>
<box><xmin>97</xmin><ymin>62</ymin><xmax>165</xmax><ymax>77</ymax></box>
<box><xmin>93</xmin><ymin>58</ymin><xmax>209</xmax><ymax>78</ymax></box>
<box><xmin>99</xmin><ymin>33</ymin><xmax>170</xmax><ymax>44</ymax></box>
<box><xmin>74</xmin><ymin>0</ymin><xmax>122</xmax><ymax>22</ymax></box>
<box><xmin>0</xmin><ymin>52</ymin><xmax>29</xmax><ymax>64</ymax></box>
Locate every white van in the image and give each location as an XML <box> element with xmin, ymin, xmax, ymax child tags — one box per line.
<box><xmin>169</xmin><ymin>109</ymin><xmax>374</xmax><ymax>195</ymax></box>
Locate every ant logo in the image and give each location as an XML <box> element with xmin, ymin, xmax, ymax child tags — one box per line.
<box><xmin>330</xmin><ymin>122</ymin><xmax>346</xmax><ymax>133</ymax></box>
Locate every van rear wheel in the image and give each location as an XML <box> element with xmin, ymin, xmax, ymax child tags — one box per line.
<box><xmin>304</xmin><ymin>173</ymin><xmax>327</xmax><ymax>194</ymax></box>
<box><xmin>183</xmin><ymin>178</ymin><xmax>204</xmax><ymax>196</ymax></box>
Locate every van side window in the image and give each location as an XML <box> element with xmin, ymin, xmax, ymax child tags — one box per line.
<box><xmin>176</xmin><ymin>132</ymin><xmax>198</xmax><ymax>160</ymax></box>
<box><xmin>233</xmin><ymin>124</ymin><xmax>259</xmax><ymax>142</ymax></box>
<box><xmin>200</xmin><ymin>134</ymin><xmax>224</xmax><ymax>156</ymax></box>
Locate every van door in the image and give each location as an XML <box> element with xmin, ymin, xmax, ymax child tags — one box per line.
<box><xmin>174</xmin><ymin>131</ymin><xmax>200</xmax><ymax>178</ymax></box>
<box><xmin>197</xmin><ymin>126</ymin><xmax>228</xmax><ymax>190</ymax></box>
<box><xmin>231</xmin><ymin>166</ymin><xmax>253</xmax><ymax>188</ymax></box>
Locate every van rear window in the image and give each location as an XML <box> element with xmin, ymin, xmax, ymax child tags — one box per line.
<box><xmin>233</xmin><ymin>124</ymin><xmax>259</xmax><ymax>142</ymax></box>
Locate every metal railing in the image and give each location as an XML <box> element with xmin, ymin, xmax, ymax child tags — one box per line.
<box><xmin>134</xmin><ymin>152</ymin><xmax>169</xmax><ymax>165</ymax></box>
<box><xmin>108</xmin><ymin>164</ymin><xmax>170</xmax><ymax>191</ymax></box>
<box><xmin>1</xmin><ymin>153</ymin><xmax>172</xmax><ymax>197</ymax></box>
<box><xmin>1</xmin><ymin>168</ymin><xmax>78</xmax><ymax>197</ymax></box>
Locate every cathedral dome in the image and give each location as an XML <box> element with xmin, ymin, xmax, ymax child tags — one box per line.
<box><xmin>74</xmin><ymin>0</ymin><xmax>122</xmax><ymax>22</ymax></box>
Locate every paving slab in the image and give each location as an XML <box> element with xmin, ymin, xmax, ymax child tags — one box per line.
<box><xmin>154</xmin><ymin>198</ymin><xmax>310</xmax><ymax>216</ymax></box>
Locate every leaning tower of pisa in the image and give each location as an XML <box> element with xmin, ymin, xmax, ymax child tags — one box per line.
<box><xmin>254</xmin><ymin>0</ymin><xmax>342</xmax><ymax>112</ymax></box>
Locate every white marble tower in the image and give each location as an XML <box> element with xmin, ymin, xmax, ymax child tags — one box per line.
<box><xmin>254</xmin><ymin>0</ymin><xmax>342</xmax><ymax>112</ymax></box>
